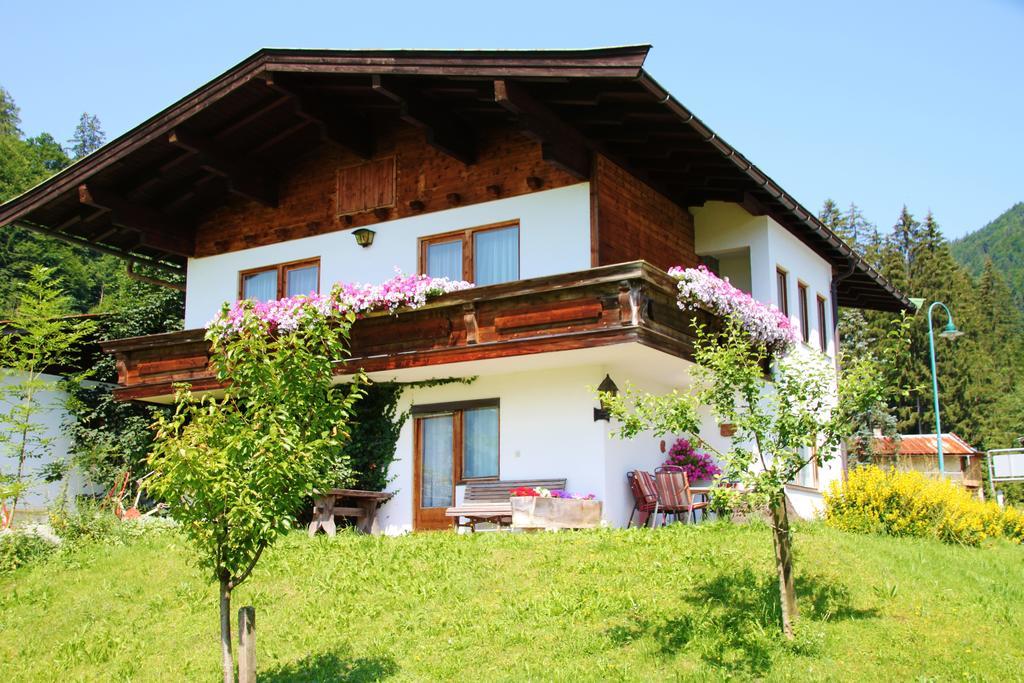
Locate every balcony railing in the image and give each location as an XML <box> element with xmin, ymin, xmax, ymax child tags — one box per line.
<box><xmin>101</xmin><ymin>261</ymin><xmax>718</xmax><ymax>401</ymax></box>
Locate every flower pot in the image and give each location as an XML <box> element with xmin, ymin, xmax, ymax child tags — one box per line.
<box><xmin>510</xmin><ymin>496</ymin><xmax>602</xmax><ymax>530</ymax></box>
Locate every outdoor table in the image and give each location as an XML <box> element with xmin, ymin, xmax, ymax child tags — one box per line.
<box><xmin>307</xmin><ymin>488</ymin><xmax>394</xmax><ymax>537</ymax></box>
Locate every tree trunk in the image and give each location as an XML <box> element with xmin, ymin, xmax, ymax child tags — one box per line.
<box><xmin>770</xmin><ymin>496</ymin><xmax>798</xmax><ymax>639</ymax></box>
<box><xmin>219</xmin><ymin>576</ymin><xmax>234</xmax><ymax>683</ymax></box>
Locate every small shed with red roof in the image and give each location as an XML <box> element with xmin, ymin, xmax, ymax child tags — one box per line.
<box><xmin>870</xmin><ymin>433</ymin><xmax>983</xmax><ymax>492</ymax></box>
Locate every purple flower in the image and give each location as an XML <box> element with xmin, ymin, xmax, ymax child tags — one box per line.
<box><xmin>662</xmin><ymin>437</ymin><xmax>721</xmax><ymax>483</ymax></box>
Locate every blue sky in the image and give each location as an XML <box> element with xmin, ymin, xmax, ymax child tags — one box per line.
<box><xmin>3</xmin><ymin>0</ymin><xmax>1021</xmax><ymax>239</ymax></box>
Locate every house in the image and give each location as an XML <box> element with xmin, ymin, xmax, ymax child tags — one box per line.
<box><xmin>870</xmin><ymin>433</ymin><xmax>984</xmax><ymax>495</ymax></box>
<box><xmin>0</xmin><ymin>46</ymin><xmax>909</xmax><ymax>531</ymax></box>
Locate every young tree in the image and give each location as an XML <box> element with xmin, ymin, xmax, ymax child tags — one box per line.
<box><xmin>68</xmin><ymin>113</ymin><xmax>105</xmax><ymax>159</ymax></box>
<box><xmin>600</xmin><ymin>315</ymin><xmax>908</xmax><ymax>638</ymax></box>
<box><xmin>0</xmin><ymin>266</ymin><xmax>97</xmax><ymax>527</ymax></box>
<box><xmin>147</xmin><ymin>300</ymin><xmax>364</xmax><ymax>683</ymax></box>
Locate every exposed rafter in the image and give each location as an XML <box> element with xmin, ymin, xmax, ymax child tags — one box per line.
<box><xmin>371</xmin><ymin>75</ymin><xmax>477</xmax><ymax>165</ymax></box>
<box><xmin>258</xmin><ymin>74</ymin><xmax>375</xmax><ymax>159</ymax></box>
<box><xmin>493</xmin><ymin>79</ymin><xmax>591</xmax><ymax>180</ymax></box>
<box><xmin>77</xmin><ymin>184</ymin><xmax>194</xmax><ymax>257</ymax></box>
<box><xmin>167</xmin><ymin>129</ymin><xmax>277</xmax><ymax>207</ymax></box>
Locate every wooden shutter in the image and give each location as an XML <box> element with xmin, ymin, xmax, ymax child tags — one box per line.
<box><xmin>336</xmin><ymin>157</ymin><xmax>396</xmax><ymax>215</ymax></box>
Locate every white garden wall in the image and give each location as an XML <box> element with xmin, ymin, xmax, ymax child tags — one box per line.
<box><xmin>0</xmin><ymin>372</ymin><xmax>101</xmax><ymax>517</ymax></box>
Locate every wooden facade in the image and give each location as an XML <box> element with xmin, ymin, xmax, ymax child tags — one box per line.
<box><xmin>195</xmin><ymin>124</ymin><xmax>581</xmax><ymax>257</ymax></box>
<box><xmin>100</xmin><ymin>261</ymin><xmax>717</xmax><ymax>401</ymax></box>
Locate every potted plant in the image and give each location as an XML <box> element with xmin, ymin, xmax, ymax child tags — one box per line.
<box><xmin>663</xmin><ymin>438</ymin><xmax>721</xmax><ymax>487</ymax></box>
<box><xmin>509</xmin><ymin>487</ymin><xmax>601</xmax><ymax>530</ymax></box>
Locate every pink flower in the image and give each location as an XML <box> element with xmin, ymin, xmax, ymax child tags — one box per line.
<box><xmin>668</xmin><ymin>265</ymin><xmax>797</xmax><ymax>354</ymax></box>
<box><xmin>206</xmin><ymin>268</ymin><xmax>474</xmax><ymax>341</ymax></box>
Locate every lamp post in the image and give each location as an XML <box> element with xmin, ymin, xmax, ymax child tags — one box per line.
<box><xmin>926</xmin><ymin>301</ymin><xmax>963</xmax><ymax>477</ymax></box>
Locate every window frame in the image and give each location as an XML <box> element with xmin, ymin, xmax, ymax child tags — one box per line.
<box><xmin>776</xmin><ymin>267</ymin><xmax>789</xmax><ymax>317</ymax></box>
<box><xmin>418</xmin><ymin>220</ymin><xmax>520</xmax><ymax>284</ymax></box>
<box><xmin>816</xmin><ymin>294</ymin><xmax>829</xmax><ymax>353</ymax></box>
<box><xmin>798</xmin><ymin>281</ymin><xmax>810</xmax><ymax>344</ymax></box>
<box><xmin>788</xmin><ymin>445</ymin><xmax>819</xmax><ymax>491</ymax></box>
<box><xmin>412</xmin><ymin>398</ymin><xmax>500</xmax><ymax>484</ymax></box>
<box><xmin>238</xmin><ymin>257</ymin><xmax>321</xmax><ymax>301</ymax></box>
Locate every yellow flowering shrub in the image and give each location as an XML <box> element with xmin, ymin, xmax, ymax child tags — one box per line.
<box><xmin>824</xmin><ymin>466</ymin><xmax>1023</xmax><ymax>547</ymax></box>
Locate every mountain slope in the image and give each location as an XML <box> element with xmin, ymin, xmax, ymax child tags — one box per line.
<box><xmin>951</xmin><ymin>202</ymin><xmax>1024</xmax><ymax>308</ymax></box>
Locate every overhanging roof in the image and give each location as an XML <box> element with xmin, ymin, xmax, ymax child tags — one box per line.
<box><xmin>0</xmin><ymin>45</ymin><xmax>910</xmax><ymax>311</ymax></box>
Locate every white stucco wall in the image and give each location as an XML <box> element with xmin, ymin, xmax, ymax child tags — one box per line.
<box><xmin>0</xmin><ymin>372</ymin><xmax>100</xmax><ymax>516</ymax></box>
<box><xmin>184</xmin><ymin>183</ymin><xmax>592</xmax><ymax>328</ymax></box>
<box><xmin>368</xmin><ymin>344</ymin><xmax>763</xmax><ymax>534</ymax></box>
<box><xmin>376</xmin><ymin>363</ymin><xmax>608</xmax><ymax>534</ymax></box>
<box><xmin>693</xmin><ymin>202</ymin><xmax>844</xmax><ymax>517</ymax></box>
<box><xmin>692</xmin><ymin>201</ymin><xmax>836</xmax><ymax>357</ymax></box>
<box><xmin>766</xmin><ymin>217</ymin><xmax>836</xmax><ymax>358</ymax></box>
<box><xmin>692</xmin><ymin>202</ymin><xmax>775</xmax><ymax>304</ymax></box>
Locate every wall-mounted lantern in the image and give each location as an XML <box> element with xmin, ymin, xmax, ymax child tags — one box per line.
<box><xmin>353</xmin><ymin>227</ymin><xmax>376</xmax><ymax>248</ymax></box>
<box><xmin>593</xmin><ymin>374</ymin><xmax>619</xmax><ymax>422</ymax></box>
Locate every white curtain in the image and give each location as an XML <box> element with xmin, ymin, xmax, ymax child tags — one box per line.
<box><xmin>242</xmin><ymin>270</ymin><xmax>276</xmax><ymax>301</ymax></box>
<box><xmin>427</xmin><ymin>240</ymin><xmax>463</xmax><ymax>281</ymax></box>
<box><xmin>420</xmin><ymin>415</ymin><xmax>454</xmax><ymax>508</ymax></box>
<box><xmin>474</xmin><ymin>226</ymin><xmax>518</xmax><ymax>285</ymax></box>
<box><xmin>463</xmin><ymin>407</ymin><xmax>499</xmax><ymax>479</ymax></box>
<box><xmin>285</xmin><ymin>265</ymin><xmax>319</xmax><ymax>297</ymax></box>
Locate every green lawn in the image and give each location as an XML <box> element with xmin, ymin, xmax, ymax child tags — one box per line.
<box><xmin>2</xmin><ymin>522</ymin><xmax>1023</xmax><ymax>681</ymax></box>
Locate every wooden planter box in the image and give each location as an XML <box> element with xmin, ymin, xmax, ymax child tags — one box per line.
<box><xmin>511</xmin><ymin>496</ymin><xmax>602</xmax><ymax>530</ymax></box>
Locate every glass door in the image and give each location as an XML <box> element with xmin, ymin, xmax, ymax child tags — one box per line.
<box><xmin>414</xmin><ymin>413</ymin><xmax>456</xmax><ymax>529</ymax></box>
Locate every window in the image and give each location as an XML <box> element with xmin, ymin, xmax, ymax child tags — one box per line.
<box><xmin>798</xmin><ymin>282</ymin><xmax>810</xmax><ymax>343</ymax></box>
<box><xmin>790</xmin><ymin>446</ymin><xmax>818</xmax><ymax>489</ymax></box>
<box><xmin>817</xmin><ymin>295</ymin><xmax>829</xmax><ymax>352</ymax></box>
<box><xmin>776</xmin><ymin>268</ymin><xmax>789</xmax><ymax>317</ymax></box>
<box><xmin>420</xmin><ymin>222</ymin><xmax>519</xmax><ymax>286</ymax></box>
<box><xmin>413</xmin><ymin>399</ymin><xmax>500</xmax><ymax>488</ymax></box>
<box><xmin>239</xmin><ymin>258</ymin><xmax>320</xmax><ymax>301</ymax></box>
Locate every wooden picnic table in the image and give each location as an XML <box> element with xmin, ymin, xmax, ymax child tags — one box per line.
<box><xmin>308</xmin><ymin>488</ymin><xmax>394</xmax><ymax>537</ymax></box>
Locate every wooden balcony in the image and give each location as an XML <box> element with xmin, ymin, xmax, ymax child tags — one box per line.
<box><xmin>101</xmin><ymin>261</ymin><xmax>718</xmax><ymax>401</ymax></box>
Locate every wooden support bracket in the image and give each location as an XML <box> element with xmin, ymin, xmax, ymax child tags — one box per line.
<box><xmin>371</xmin><ymin>75</ymin><xmax>477</xmax><ymax>165</ymax></box>
<box><xmin>494</xmin><ymin>79</ymin><xmax>592</xmax><ymax>180</ymax></box>
<box><xmin>77</xmin><ymin>184</ymin><xmax>194</xmax><ymax>257</ymax></box>
<box><xmin>258</xmin><ymin>73</ymin><xmax>375</xmax><ymax>159</ymax></box>
<box><xmin>167</xmin><ymin>129</ymin><xmax>277</xmax><ymax>207</ymax></box>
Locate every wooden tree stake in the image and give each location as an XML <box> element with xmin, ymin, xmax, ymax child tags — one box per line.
<box><xmin>238</xmin><ymin>606</ymin><xmax>256</xmax><ymax>683</ymax></box>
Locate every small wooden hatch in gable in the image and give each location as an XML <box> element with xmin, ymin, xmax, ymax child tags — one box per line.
<box><xmin>336</xmin><ymin>157</ymin><xmax>396</xmax><ymax>216</ymax></box>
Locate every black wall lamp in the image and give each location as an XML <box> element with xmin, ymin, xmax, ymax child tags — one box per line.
<box><xmin>593</xmin><ymin>374</ymin><xmax>619</xmax><ymax>421</ymax></box>
<box><xmin>353</xmin><ymin>227</ymin><xmax>376</xmax><ymax>248</ymax></box>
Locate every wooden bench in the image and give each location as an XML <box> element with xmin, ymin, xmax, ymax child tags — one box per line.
<box><xmin>445</xmin><ymin>478</ymin><xmax>567</xmax><ymax>531</ymax></box>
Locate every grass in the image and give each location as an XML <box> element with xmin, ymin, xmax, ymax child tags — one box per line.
<box><xmin>2</xmin><ymin>521</ymin><xmax>1024</xmax><ymax>681</ymax></box>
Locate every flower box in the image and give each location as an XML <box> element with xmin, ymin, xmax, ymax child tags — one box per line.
<box><xmin>510</xmin><ymin>496</ymin><xmax>602</xmax><ymax>530</ymax></box>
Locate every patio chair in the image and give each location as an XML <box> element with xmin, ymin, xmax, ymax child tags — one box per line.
<box><xmin>654</xmin><ymin>466</ymin><xmax>709</xmax><ymax>525</ymax></box>
<box><xmin>626</xmin><ymin>470</ymin><xmax>659</xmax><ymax>528</ymax></box>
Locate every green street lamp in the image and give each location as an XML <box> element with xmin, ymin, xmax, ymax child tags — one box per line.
<box><xmin>926</xmin><ymin>301</ymin><xmax>964</xmax><ymax>477</ymax></box>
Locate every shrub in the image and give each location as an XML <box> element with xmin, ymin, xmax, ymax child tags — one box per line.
<box><xmin>0</xmin><ymin>531</ymin><xmax>56</xmax><ymax>573</ymax></box>
<box><xmin>49</xmin><ymin>500</ymin><xmax>120</xmax><ymax>546</ymax></box>
<box><xmin>824</xmin><ymin>467</ymin><xmax>1022</xmax><ymax>547</ymax></box>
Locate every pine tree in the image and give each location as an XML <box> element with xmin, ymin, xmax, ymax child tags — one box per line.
<box><xmin>68</xmin><ymin>113</ymin><xmax>105</xmax><ymax>159</ymax></box>
<box><xmin>0</xmin><ymin>86</ymin><xmax>20</xmax><ymax>138</ymax></box>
